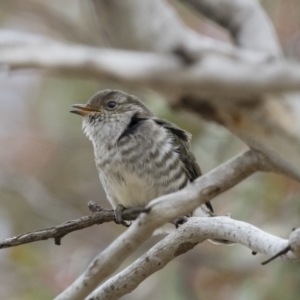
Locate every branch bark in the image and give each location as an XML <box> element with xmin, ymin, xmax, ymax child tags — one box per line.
<box><xmin>90</xmin><ymin>0</ymin><xmax>267</xmax><ymax>62</ymax></box>
<box><xmin>183</xmin><ymin>0</ymin><xmax>281</xmax><ymax>56</ymax></box>
<box><xmin>88</xmin><ymin>217</ymin><xmax>300</xmax><ymax>300</ymax></box>
<box><xmin>2</xmin><ymin>43</ymin><xmax>300</xmax><ymax>95</ymax></box>
<box><xmin>0</xmin><ymin>205</ymin><xmax>147</xmax><ymax>249</ymax></box>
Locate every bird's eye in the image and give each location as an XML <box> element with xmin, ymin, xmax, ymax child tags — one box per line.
<box><xmin>106</xmin><ymin>101</ymin><xmax>117</xmax><ymax>109</ymax></box>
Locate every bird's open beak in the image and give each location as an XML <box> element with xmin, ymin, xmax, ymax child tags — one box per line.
<box><xmin>70</xmin><ymin>104</ymin><xmax>101</xmax><ymax>116</ymax></box>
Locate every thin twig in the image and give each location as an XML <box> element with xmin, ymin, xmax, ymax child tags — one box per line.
<box><xmin>261</xmin><ymin>245</ymin><xmax>291</xmax><ymax>265</ymax></box>
<box><xmin>0</xmin><ymin>206</ymin><xmax>148</xmax><ymax>249</ymax></box>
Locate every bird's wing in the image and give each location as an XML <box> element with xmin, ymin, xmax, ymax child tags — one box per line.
<box><xmin>154</xmin><ymin>118</ymin><xmax>214</xmax><ymax>213</ymax></box>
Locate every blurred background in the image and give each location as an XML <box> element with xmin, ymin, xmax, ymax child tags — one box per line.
<box><xmin>0</xmin><ymin>0</ymin><xmax>300</xmax><ymax>299</ymax></box>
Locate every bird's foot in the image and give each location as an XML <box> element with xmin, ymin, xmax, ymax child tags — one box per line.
<box><xmin>173</xmin><ymin>215</ymin><xmax>189</xmax><ymax>229</ymax></box>
<box><xmin>114</xmin><ymin>205</ymin><xmax>131</xmax><ymax>227</ymax></box>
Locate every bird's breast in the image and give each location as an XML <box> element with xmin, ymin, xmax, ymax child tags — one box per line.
<box><xmin>95</xmin><ymin>122</ymin><xmax>189</xmax><ymax>208</ymax></box>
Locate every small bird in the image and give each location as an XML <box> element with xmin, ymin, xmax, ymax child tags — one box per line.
<box><xmin>71</xmin><ymin>89</ymin><xmax>214</xmax><ymax>232</ymax></box>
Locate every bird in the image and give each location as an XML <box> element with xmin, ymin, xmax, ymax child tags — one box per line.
<box><xmin>70</xmin><ymin>89</ymin><xmax>215</xmax><ymax>233</ymax></box>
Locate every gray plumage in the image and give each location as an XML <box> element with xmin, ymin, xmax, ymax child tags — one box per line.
<box><xmin>71</xmin><ymin>89</ymin><xmax>213</xmax><ymax>232</ymax></box>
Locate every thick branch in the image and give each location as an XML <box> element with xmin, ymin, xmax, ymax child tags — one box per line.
<box><xmin>183</xmin><ymin>0</ymin><xmax>281</xmax><ymax>56</ymax></box>
<box><xmin>2</xmin><ymin>44</ymin><xmax>300</xmax><ymax>94</ymax></box>
<box><xmin>90</xmin><ymin>0</ymin><xmax>267</xmax><ymax>62</ymax></box>
<box><xmin>89</xmin><ymin>217</ymin><xmax>300</xmax><ymax>300</ymax></box>
<box><xmin>54</xmin><ymin>150</ymin><xmax>260</xmax><ymax>300</ymax></box>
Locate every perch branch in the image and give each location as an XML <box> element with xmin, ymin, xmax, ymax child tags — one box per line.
<box><xmin>0</xmin><ymin>204</ymin><xmax>148</xmax><ymax>249</ymax></box>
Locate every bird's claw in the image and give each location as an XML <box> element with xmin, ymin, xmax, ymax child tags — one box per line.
<box><xmin>114</xmin><ymin>205</ymin><xmax>125</xmax><ymax>224</ymax></box>
<box><xmin>173</xmin><ymin>216</ymin><xmax>189</xmax><ymax>229</ymax></box>
<box><xmin>114</xmin><ymin>205</ymin><xmax>131</xmax><ymax>227</ymax></box>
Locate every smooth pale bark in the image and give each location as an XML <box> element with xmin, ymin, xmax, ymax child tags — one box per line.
<box><xmin>89</xmin><ymin>217</ymin><xmax>299</xmax><ymax>300</ymax></box>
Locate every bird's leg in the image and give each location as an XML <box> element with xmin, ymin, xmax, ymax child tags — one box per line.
<box><xmin>114</xmin><ymin>205</ymin><xmax>130</xmax><ymax>227</ymax></box>
<box><xmin>173</xmin><ymin>215</ymin><xmax>189</xmax><ymax>229</ymax></box>
<box><xmin>173</xmin><ymin>211</ymin><xmax>193</xmax><ymax>228</ymax></box>
<box><xmin>114</xmin><ymin>205</ymin><xmax>124</xmax><ymax>224</ymax></box>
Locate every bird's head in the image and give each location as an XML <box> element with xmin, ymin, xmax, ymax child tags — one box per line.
<box><xmin>71</xmin><ymin>89</ymin><xmax>152</xmax><ymax>119</ymax></box>
<box><xmin>70</xmin><ymin>89</ymin><xmax>154</xmax><ymax>141</ymax></box>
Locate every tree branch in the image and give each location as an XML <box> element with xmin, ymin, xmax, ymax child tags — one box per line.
<box><xmin>183</xmin><ymin>0</ymin><xmax>281</xmax><ymax>56</ymax></box>
<box><xmin>54</xmin><ymin>150</ymin><xmax>262</xmax><ymax>300</ymax></box>
<box><xmin>0</xmin><ymin>204</ymin><xmax>148</xmax><ymax>249</ymax></box>
<box><xmin>90</xmin><ymin>0</ymin><xmax>268</xmax><ymax>62</ymax></box>
<box><xmin>2</xmin><ymin>43</ymin><xmax>300</xmax><ymax>94</ymax></box>
<box><xmin>88</xmin><ymin>217</ymin><xmax>300</xmax><ymax>300</ymax></box>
